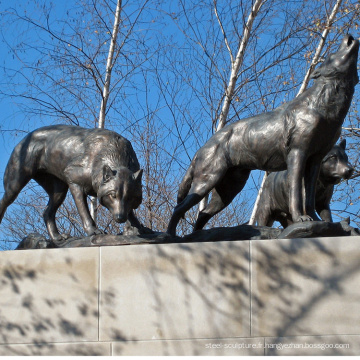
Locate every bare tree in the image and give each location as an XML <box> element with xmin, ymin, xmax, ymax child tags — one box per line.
<box><xmin>198</xmin><ymin>0</ymin><xmax>265</xmax><ymax>212</ymax></box>
<box><xmin>90</xmin><ymin>0</ymin><xmax>122</xmax><ymax>222</ymax></box>
<box><xmin>214</xmin><ymin>0</ymin><xmax>265</xmax><ymax>132</ymax></box>
<box><xmin>297</xmin><ymin>0</ymin><xmax>344</xmax><ymax>96</ymax></box>
<box><xmin>0</xmin><ymin>0</ymin><xmax>359</xmax><ymax>248</ymax></box>
<box><xmin>99</xmin><ymin>0</ymin><xmax>123</xmax><ymax>128</ymax></box>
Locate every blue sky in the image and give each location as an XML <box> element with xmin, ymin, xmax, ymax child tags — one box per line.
<box><xmin>0</xmin><ymin>0</ymin><xmax>359</xmax><ymax>248</ymax></box>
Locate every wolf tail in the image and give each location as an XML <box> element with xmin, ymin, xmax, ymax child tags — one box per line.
<box><xmin>0</xmin><ymin>199</ymin><xmax>5</xmax><ymax>225</ymax></box>
<box><xmin>177</xmin><ymin>157</ymin><xmax>196</xmax><ymax>205</ymax></box>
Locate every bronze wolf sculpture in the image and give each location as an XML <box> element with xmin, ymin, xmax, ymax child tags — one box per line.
<box><xmin>167</xmin><ymin>35</ymin><xmax>359</xmax><ymax>236</ymax></box>
<box><xmin>254</xmin><ymin>139</ymin><xmax>354</xmax><ymax>228</ymax></box>
<box><xmin>0</xmin><ymin>125</ymin><xmax>144</xmax><ymax>241</ymax></box>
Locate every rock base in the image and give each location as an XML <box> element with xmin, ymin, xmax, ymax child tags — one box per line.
<box><xmin>16</xmin><ymin>218</ymin><xmax>359</xmax><ymax>250</ymax></box>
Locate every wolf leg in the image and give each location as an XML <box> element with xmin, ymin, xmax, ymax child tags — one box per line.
<box><xmin>287</xmin><ymin>149</ymin><xmax>312</xmax><ymax>223</ymax></box>
<box><xmin>34</xmin><ymin>174</ymin><xmax>69</xmax><ymax>242</ymax></box>
<box><xmin>127</xmin><ymin>210</ymin><xmax>142</xmax><ymax>228</ymax></box>
<box><xmin>68</xmin><ymin>184</ymin><xmax>98</xmax><ymax>236</ymax></box>
<box><xmin>167</xmin><ymin>150</ymin><xmax>230</xmax><ymax>236</ymax></box>
<box><xmin>304</xmin><ymin>156</ymin><xmax>322</xmax><ymax>221</ymax></box>
<box><xmin>167</xmin><ymin>173</ymin><xmax>225</xmax><ymax>236</ymax></box>
<box><xmin>123</xmin><ymin>210</ymin><xmax>153</xmax><ymax>235</ymax></box>
<box><xmin>167</xmin><ymin>193</ymin><xmax>203</xmax><ymax>236</ymax></box>
<box><xmin>255</xmin><ymin>208</ymin><xmax>274</xmax><ymax>227</ymax></box>
<box><xmin>194</xmin><ymin>168</ymin><xmax>251</xmax><ymax>231</ymax></box>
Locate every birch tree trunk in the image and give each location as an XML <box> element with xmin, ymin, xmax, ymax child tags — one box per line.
<box><xmin>198</xmin><ymin>0</ymin><xmax>265</xmax><ymax>213</ymax></box>
<box><xmin>90</xmin><ymin>0</ymin><xmax>122</xmax><ymax>222</ymax></box>
<box><xmin>98</xmin><ymin>0</ymin><xmax>122</xmax><ymax>128</ymax></box>
<box><xmin>215</xmin><ymin>0</ymin><xmax>265</xmax><ymax>132</ymax></box>
<box><xmin>248</xmin><ymin>0</ymin><xmax>343</xmax><ymax>225</ymax></box>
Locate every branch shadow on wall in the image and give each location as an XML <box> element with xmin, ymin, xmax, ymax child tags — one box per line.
<box><xmin>251</xmin><ymin>237</ymin><xmax>360</xmax><ymax>355</ymax></box>
<box><xmin>102</xmin><ymin>240</ymin><xmax>253</xmax><ymax>356</ymax></box>
<box><xmin>0</xmin><ymin>251</ymin><xmax>106</xmax><ymax>356</ymax></box>
<box><xmin>104</xmin><ymin>236</ymin><xmax>360</xmax><ymax>356</ymax></box>
<box><xmin>1</xmin><ymin>235</ymin><xmax>359</xmax><ymax>355</ymax></box>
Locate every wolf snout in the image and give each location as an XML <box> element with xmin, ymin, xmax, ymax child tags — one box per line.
<box><xmin>346</xmin><ymin>35</ymin><xmax>354</xmax><ymax>46</ymax></box>
<box><xmin>343</xmin><ymin>166</ymin><xmax>354</xmax><ymax>179</ymax></box>
<box><xmin>335</xmin><ymin>166</ymin><xmax>354</xmax><ymax>180</ymax></box>
<box><xmin>345</xmin><ymin>34</ymin><xmax>359</xmax><ymax>51</ymax></box>
<box><xmin>339</xmin><ymin>34</ymin><xmax>359</xmax><ymax>56</ymax></box>
<box><xmin>344</xmin><ymin>34</ymin><xmax>357</xmax><ymax>48</ymax></box>
<box><xmin>114</xmin><ymin>213</ymin><xmax>128</xmax><ymax>223</ymax></box>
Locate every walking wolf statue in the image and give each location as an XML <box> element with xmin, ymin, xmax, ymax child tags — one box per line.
<box><xmin>0</xmin><ymin>125</ymin><xmax>144</xmax><ymax>242</ymax></box>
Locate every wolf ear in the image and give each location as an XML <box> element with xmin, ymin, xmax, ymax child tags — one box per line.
<box><xmin>133</xmin><ymin>169</ymin><xmax>143</xmax><ymax>183</ymax></box>
<box><xmin>103</xmin><ymin>165</ymin><xmax>115</xmax><ymax>183</ymax></box>
<box><xmin>339</xmin><ymin>138</ymin><xmax>346</xmax><ymax>150</ymax></box>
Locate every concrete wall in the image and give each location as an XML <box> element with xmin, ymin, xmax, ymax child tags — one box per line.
<box><xmin>0</xmin><ymin>236</ymin><xmax>360</xmax><ymax>355</ymax></box>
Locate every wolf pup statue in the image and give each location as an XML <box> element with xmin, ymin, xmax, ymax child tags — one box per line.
<box><xmin>0</xmin><ymin>125</ymin><xmax>144</xmax><ymax>241</ymax></box>
<box><xmin>255</xmin><ymin>139</ymin><xmax>354</xmax><ymax>228</ymax></box>
<box><xmin>167</xmin><ymin>35</ymin><xmax>359</xmax><ymax>236</ymax></box>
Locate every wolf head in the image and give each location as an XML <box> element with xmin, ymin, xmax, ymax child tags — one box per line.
<box><xmin>310</xmin><ymin>35</ymin><xmax>359</xmax><ymax>86</ymax></box>
<box><xmin>98</xmin><ymin>165</ymin><xmax>143</xmax><ymax>223</ymax></box>
<box><xmin>320</xmin><ymin>139</ymin><xmax>354</xmax><ymax>185</ymax></box>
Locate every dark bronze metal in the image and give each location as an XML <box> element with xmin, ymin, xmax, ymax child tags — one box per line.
<box><xmin>0</xmin><ymin>125</ymin><xmax>144</xmax><ymax>241</ymax></box>
<box><xmin>255</xmin><ymin>139</ymin><xmax>354</xmax><ymax>227</ymax></box>
<box><xmin>15</xmin><ymin>217</ymin><xmax>360</xmax><ymax>250</ymax></box>
<box><xmin>167</xmin><ymin>35</ymin><xmax>359</xmax><ymax>236</ymax></box>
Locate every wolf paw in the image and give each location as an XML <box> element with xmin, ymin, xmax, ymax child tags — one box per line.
<box><xmin>123</xmin><ymin>222</ymin><xmax>154</xmax><ymax>236</ymax></box>
<box><xmin>306</xmin><ymin>211</ymin><xmax>321</xmax><ymax>222</ymax></box>
<box><xmin>51</xmin><ymin>233</ymin><xmax>72</xmax><ymax>247</ymax></box>
<box><xmin>295</xmin><ymin>215</ymin><xmax>314</xmax><ymax>222</ymax></box>
<box><xmin>53</xmin><ymin>233</ymin><xmax>71</xmax><ymax>241</ymax></box>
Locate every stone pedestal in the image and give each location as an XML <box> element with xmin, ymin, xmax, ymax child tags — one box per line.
<box><xmin>0</xmin><ymin>236</ymin><xmax>360</xmax><ymax>355</ymax></box>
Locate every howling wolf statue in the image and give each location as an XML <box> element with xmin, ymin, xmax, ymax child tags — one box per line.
<box><xmin>168</xmin><ymin>35</ymin><xmax>359</xmax><ymax>236</ymax></box>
